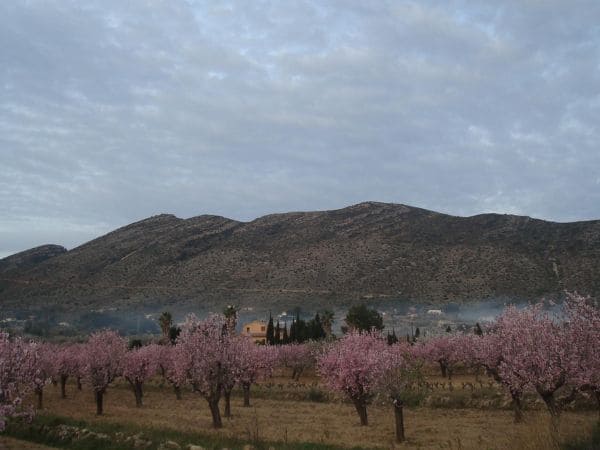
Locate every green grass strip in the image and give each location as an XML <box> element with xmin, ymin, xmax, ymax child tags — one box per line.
<box><xmin>3</xmin><ymin>412</ymin><xmax>374</xmax><ymax>450</ymax></box>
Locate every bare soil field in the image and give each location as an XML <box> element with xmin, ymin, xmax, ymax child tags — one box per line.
<box><xmin>24</xmin><ymin>375</ymin><xmax>597</xmax><ymax>450</ymax></box>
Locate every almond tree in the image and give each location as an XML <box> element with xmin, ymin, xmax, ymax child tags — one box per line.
<box><xmin>277</xmin><ymin>343</ymin><xmax>314</xmax><ymax>381</ymax></box>
<box><xmin>53</xmin><ymin>344</ymin><xmax>79</xmax><ymax>399</ymax></box>
<box><xmin>564</xmin><ymin>293</ymin><xmax>600</xmax><ymax>418</ymax></box>
<box><xmin>173</xmin><ymin>314</ymin><xmax>235</xmax><ymax>428</ymax></box>
<box><xmin>418</xmin><ymin>335</ymin><xmax>462</xmax><ymax>379</ymax></box>
<box><xmin>30</xmin><ymin>342</ymin><xmax>54</xmax><ymax>409</ymax></box>
<box><xmin>236</xmin><ymin>339</ymin><xmax>277</xmax><ymax>407</ymax></box>
<box><xmin>71</xmin><ymin>343</ymin><xmax>86</xmax><ymax>391</ymax></box>
<box><xmin>0</xmin><ymin>332</ymin><xmax>37</xmax><ymax>431</ymax></box>
<box><xmin>82</xmin><ymin>330</ymin><xmax>127</xmax><ymax>415</ymax></box>
<box><xmin>220</xmin><ymin>335</ymin><xmax>240</xmax><ymax>418</ymax></box>
<box><xmin>468</xmin><ymin>332</ymin><xmax>527</xmax><ymax>422</ymax></box>
<box><xmin>376</xmin><ymin>343</ymin><xmax>425</xmax><ymax>443</ymax></box>
<box><xmin>123</xmin><ymin>344</ymin><xmax>160</xmax><ymax>407</ymax></box>
<box><xmin>317</xmin><ymin>332</ymin><xmax>388</xmax><ymax>425</ymax></box>
<box><xmin>497</xmin><ymin>303</ymin><xmax>575</xmax><ymax>426</ymax></box>
<box><xmin>156</xmin><ymin>344</ymin><xmax>185</xmax><ymax>400</ymax></box>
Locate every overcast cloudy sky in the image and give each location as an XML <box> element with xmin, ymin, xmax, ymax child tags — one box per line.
<box><xmin>1</xmin><ymin>1</ymin><xmax>600</xmax><ymax>257</ymax></box>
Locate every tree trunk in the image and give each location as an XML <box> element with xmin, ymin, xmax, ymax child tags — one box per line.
<box><xmin>208</xmin><ymin>397</ymin><xmax>223</xmax><ymax>428</ymax></box>
<box><xmin>595</xmin><ymin>390</ymin><xmax>600</xmax><ymax>420</ymax></box>
<box><xmin>35</xmin><ymin>387</ymin><xmax>43</xmax><ymax>409</ymax></box>
<box><xmin>242</xmin><ymin>383</ymin><xmax>251</xmax><ymax>407</ymax></box>
<box><xmin>541</xmin><ymin>393</ymin><xmax>559</xmax><ymax>418</ymax></box>
<box><xmin>95</xmin><ymin>390</ymin><xmax>104</xmax><ymax>415</ymax></box>
<box><xmin>510</xmin><ymin>391</ymin><xmax>524</xmax><ymax>423</ymax></box>
<box><xmin>174</xmin><ymin>385</ymin><xmax>182</xmax><ymax>400</ymax></box>
<box><xmin>77</xmin><ymin>376</ymin><xmax>82</xmax><ymax>390</ymax></box>
<box><xmin>540</xmin><ymin>392</ymin><xmax>560</xmax><ymax>433</ymax></box>
<box><xmin>438</xmin><ymin>361</ymin><xmax>447</xmax><ymax>378</ymax></box>
<box><xmin>393</xmin><ymin>401</ymin><xmax>405</xmax><ymax>443</ymax></box>
<box><xmin>60</xmin><ymin>374</ymin><xmax>68</xmax><ymax>399</ymax></box>
<box><xmin>134</xmin><ymin>382</ymin><xmax>143</xmax><ymax>407</ymax></box>
<box><xmin>224</xmin><ymin>390</ymin><xmax>231</xmax><ymax>418</ymax></box>
<box><xmin>352</xmin><ymin>398</ymin><xmax>368</xmax><ymax>426</ymax></box>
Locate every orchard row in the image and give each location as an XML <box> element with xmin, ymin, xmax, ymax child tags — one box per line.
<box><xmin>1</xmin><ymin>293</ymin><xmax>598</xmax><ymax>443</ymax></box>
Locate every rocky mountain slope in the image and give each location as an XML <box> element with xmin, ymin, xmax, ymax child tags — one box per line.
<box><xmin>1</xmin><ymin>202</ymin><xmax>599</xmax><ymax>312</ymax></box>
<box><xmin>0</xmin><ymin>244</ymin><xmax>67</xmax><ymax>274</ymax></box>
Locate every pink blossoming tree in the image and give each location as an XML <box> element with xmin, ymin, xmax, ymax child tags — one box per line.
<box><xmin>122</xmin><ymin>344</ymin><xmax>160</xmax><ymax>407</ymax></box>
<box><xmin>156</xmin><ymin>344</ymin><xmax>185</xmax><ymax>400</ymax></box>
<box><xmin>418</xmin><ymin>334</ymin><xmax>463</xmax><ymax>379</ymax></box>
<box><xmin>82</xmin><ymin>330</ymin><xmax>127</xmax><ymax>415</ymax></box>
<box><xmin>0</xmin><ymin>332</ymin><xmax>37</xmax><ymax>431</ymax></box>
<box><xmin>564</xmin><ymin>293</ymin><xmax>600</xmax><ymax>418</ymax></box>
<box><xmin>376</xmin><ymin>342</ymin><xmax>425</xmax><ymax>443</ymax></box>
<box><xmin>496</xmin><ymin>303</ymin><xmax>575</xmax><ymax>426</ymax></box>
<box><xmin>173</xmin><ymin>314</ymin><xmax>234</xmax><ymax>428</ymax></box>
<box><xmin>52</xmin><ymin>344</ymin><xmax>79</xmax><ymax>399</ymax></box>
<box><xmin>29</xmin><ymin>342</ymin><xmax>54</xmax><ymax>409</ymax></box>
<box><xmin>317</xmin><ymin>332</ymin><xmax>388</xmax><ymax>425</ymax></box>
<box><xmin>277</xmin><ymin>343</ymin><xmax>314</xmax><ymax>381</ymax></box>
<box><xmin>236</xmin><ymin>338</ymin><xmax>277</xmax><ymax>407</ymax></box>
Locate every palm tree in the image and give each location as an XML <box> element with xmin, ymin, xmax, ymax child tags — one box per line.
<box><xmin>321</xmin><ymin>310</ymin><xmax>334</xmax><ymax>338</ymax></box>
<box><xmin>158</xmin><ymin>312</ymin><xmax>172</xmax><ymax>339</ymax></box>
<box><xmin>223</xmin><ymin>305</ymin><xmax>239</xmax><ymax>333</ymax></box>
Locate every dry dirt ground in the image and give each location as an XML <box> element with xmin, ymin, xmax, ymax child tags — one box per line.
<box><xmin>32</xmin><ymin>377</ymin><xmax>597</xmax><ymax>450</ymax></box>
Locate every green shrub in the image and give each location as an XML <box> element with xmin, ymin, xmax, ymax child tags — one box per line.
<box><xmin>307</xmin><ymin>387</ymin><xmax>327</xmax><ymax>402</ymax></box>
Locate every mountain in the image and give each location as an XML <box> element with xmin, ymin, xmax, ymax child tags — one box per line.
<box><xmin>1</xmin><ymin>202</ymin><xmax>599</xmax><ymax>313</ymax></box>
<box><xmin>0</xmin><ymin>244</ymin><xmax>67</xmax><ymax>274</ymax></box>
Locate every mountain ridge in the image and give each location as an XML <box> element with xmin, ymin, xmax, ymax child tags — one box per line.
<box><xmin>1</xmin><ymin>202</ymin><xmax>599</xmax><ymax>312</ymax></box>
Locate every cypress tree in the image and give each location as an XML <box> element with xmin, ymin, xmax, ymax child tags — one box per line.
<box><xmin>266</xmin><ymin>313</ymin><xmax>275</xmax><ymax>345</ymax></box>
<box><xmin>387</xmin><ymin>329</ymin><xmax>398</xmax><ymax>345</ymax></box>
<box><xmin>313</xmin><ymin>313</ymin><xmax>325</xmax><ymax>340</ymax></box>
<box><xmin>474</xmin><ymin>322</ymin><xmax>483</xmax><ymax>336</ymax></box>
<box><xmin>289</xmin><ymin>319</ymin><xmax>296</xmax><ymax>343</ymax></box>
<box><xmin>414</xmin><ymin>327</ymin><xmax>420</xmax><ymax>341</ymax></box>
<box><xmin>282</xmin><ymin>322</ymin><xmax>289</xmax><ymax>343</ymax></box>
<box><xmin>275</xmin><ymin>321</ymin><xmax>281</xmax><ymax>344</ymax></box>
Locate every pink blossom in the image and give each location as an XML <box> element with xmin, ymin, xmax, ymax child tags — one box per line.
<box><xmin>317</xmin><ymin>332</ymin><xmax>388</xmax><ymax>425</ymax></box>
<box><xmin>156</xmin><ymin>344</ymin><xmax>185</xmax><ymax>399</ymax></box>
<box><xmin>172</xmin><ymin>314</ymin><xmax>235</xmax><ymax>428</ymax></box>
<box><xmin>82</xmin><ymin>330</ymin><xmax>127</xmax><ymax>415</ymax></box>
<box><xmin>29</xmin><ymin>342</ymin><xmax>54</xmax><ymax>409</ymax></box>
<box><xmin>0</xmin><ymin>332</ymin><xmax>37</xmax><ymax>430</ymax></box>
<box><xmin>235</xmin><ymin>337</ymin><xmax>276</xmax><ymax>407</ymax></box>
<box><xmin>122</xmin><ymin>344</ymin><xmax>160</xmax><ymax>407</ymax></box>
<box><xmin>52</xmin><ymin>344</ymin><xmax>80</xmax><ymax>399</ymax></box>
<box><xmin>376</xmin><ymin>342</ymin><xmax>424</xmax><ymax>442</ymax></box>
<box><xmin>495</xmin><ymin>303</ymin><xmax>574</xmax><ymax>421</ymax></box>
<box><xmin>564</xmin><ymin>293</ymin><xmax>600</xmax><ymax>416</ymax></box>
<box><xmin>416</xmin><ymin>334</ymin><xmax>466</xmax><ymax>379</ymax></box>
<box><xmin>276</xmin><ymin>343</ymin><xmax>314</xmax><ymax>381</ymax></box>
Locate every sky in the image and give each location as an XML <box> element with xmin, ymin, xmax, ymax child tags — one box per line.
<box><xmin>1</xmin><ymin>1</ymin><xmax>600</xmax><ymax>258</ymax></box>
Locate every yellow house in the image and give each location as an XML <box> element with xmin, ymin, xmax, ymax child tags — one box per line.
<box><xmin>241</xmin><ymin>320</ymin><xmax>267</xmax><ymax>344</ymax></box>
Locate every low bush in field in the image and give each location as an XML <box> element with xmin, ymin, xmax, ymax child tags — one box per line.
<box><xmin>307</xmin><ymin>387</ymin><xmax>327</xmax><ymax>403</ymax></box>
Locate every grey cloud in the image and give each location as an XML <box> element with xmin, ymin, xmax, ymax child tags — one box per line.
<box><xmin>1</xmin><ymin>0</ymin><xmax>599</xmax><ymax>256</ymax></box>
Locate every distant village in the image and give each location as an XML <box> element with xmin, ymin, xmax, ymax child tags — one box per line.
<box><xmin>0</xmin><ymin>299</ymin><xmax>502</xmax><ymax>340</ymax></box>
